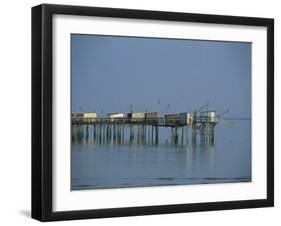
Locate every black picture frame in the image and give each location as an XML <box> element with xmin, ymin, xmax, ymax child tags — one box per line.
<box><xmin>32</xmin><ymin>3</ymin><xmax>274</xmax><ymax>222</ymax></box>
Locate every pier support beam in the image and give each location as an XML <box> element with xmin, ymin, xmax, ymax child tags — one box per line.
<box><xmin>141</xmin><ymin>125</ymin><xmax>145</xmax><ymax>143</ymax></box>
<box><xmin>129</xmin><ymin>124</ymin><xmax>134</xmax><ymax>143</ymax></box>
<box><xmin>186</xmin><ymin>126</ymin><xmax>189</xmax><ymax>144</ymax></box>
<box><xmin>174</xmin><ymin>126</ymin><xmax>178</xmax><ymax>145</ymax></box>
<box><xmin>181</xmin><ymin>126</ymin><xmax>184</xmax><ymax>145</ymax></box>
<box><xmin>210</xmin><ymin>123</ymin><xmax>215</xmax><ymax>144</ymax></box>
<box><xmin>85</xmin><ymin>125</ymin><xmax>89</xmax><ymax>143</ymax></box>
<box><xmin>71</xmin><ymin>125</ymin><xmax>75</xmax><ymax>141</ymax></box>
<box><xmin>93</xmin><ymin>125</ymin><xmax>96</xmax><ymax>142</ymax></box>
<box><xmin>137</xmin><ymin>126</ymin><xmax>141</xmax><ymax>144</ymax></box>
<box><xmin>155</xmin><ymin>125</ymin><xmax>159</xmax><ymax>145</ymax></box>
<box><xmin>200</xmin><ymin>123</ymin><xmax>205</xmax><ymax>144</ymax></box>
<box><xmin>147</xmin><ymin>125</ymin><xmax>151</xmax><ymax>143</ymax></box>
<box><xmin>151</xmin><ymin>126</ymin><xmax>154</xmax><ymax>144</ymax></box>
<box><xmin>99</xmin><ymin>124</ymin><xmax>102</xmax><ymax>144</ymax></box>
<box><xmin>121</xmin><ymin>125</ymin><xmax>125</xmax><ymax>143</ymax></box>
<box><xmin>192</xmin><ymin>123</ymin><xmax>196</xmax><ymax>144</ymax></box>
<box><xmin>118</xmin><ymin>125</ymin><xmax>121</xmax><ymax>143</ymax></box>
<box><xmin>106</xmin><ymin>124</ymin><xmax>109</xmax><ymax>143</ymax></box>
<box><xmin>102</xmin><ymin>124</ymin><xmax>105</xmax><ymax>143</ymax></box>
<box><xmin>113</xmin><ymin>124</ymin><xmax>116</xmax><ymax>143</ymax></box>
<box><xmin>77</xmin><ymin>125</ymin><xmax>83</xmax><ymax>142</ymax></box>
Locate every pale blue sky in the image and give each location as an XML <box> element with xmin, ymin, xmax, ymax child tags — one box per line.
<box><xmin>71</xmin><ymin>34</ymin><xmax>251</xmax><ymax>118</ymax></box>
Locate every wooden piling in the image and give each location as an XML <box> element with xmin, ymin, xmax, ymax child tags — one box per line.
<box><xmin>85</xmin><ymin>125</ymin><xmax>89</xmax><ymax>143</ymax></box>
<box><xmin>186</xmin><ymin>126</ymin><xmax>189</xmax><ymax>144</ymax></box>
<box><xmin>121</xmin><ymin>125</ymin><xmax>125</xmax><ymax>143</ymax></box>
<box><xmin>171</xmin><ymin>127</ymin><xmax>174</xmax><ymax>144</ymax></box>
<box><xmin>175</xmin><ymin>126</ymin><xmax>178</xmax><ymax>145</ymax></box>
<box><xmin>181</xmin><ymin>126</ymin><xmax>184</xmax><ymax>145</ymax></box>
<box><xmin>71</xmin><ymin>125</ymin><xmax>75</xmax><ymax>142</ymax></box>
<box><xmin>109</xmin><ymin>124</ymin><xmax>111</xmax><ymax>143</ymax></box>
<box><xmin>151</xmin><ymin>126</ymin><xmax>154</xmax><ymax>144</ymax></box>
<box><xmin>155</xmin><ymin>125</ymin><xmax>159</xmax><ymax>145</ymax></box>
<box><xmin>210</xmin><ymin>123</ymin><xmax>215</xmax><ymax>144</ymax></box>
<box><xmin>137</xmin><ymin>126</ymin><xmax>141</xmax><ymax>144</ymax></box>
<box><xmin>106</xmin><ymin>124</ymin><xmax>109</xmax><ymax>143</ymax></box>
<box><xmin>113</xmin><ymin>124</ymin><xmax>116</xmax><ymax>142</ymax></box>
<box><xmin>99</xmin><ymin>124</ymin><xmax>102</xmax><ymax>144</ymax></box>
<box><xmin>192</xmin><ymin>123</ymin><xmax>196</xmax><ymax>144</ymax></box>
<box><xmin>200</xmin><ymin>123</ymin><xmax>205</xmax><ymax>144</ymax></box>
<box><xmin>129</xmin><ymin>124</ymin><xmax>134</xmax><ymax>143</ymax></box>
<box><xmin>93</xmin><ymin>125</ymin><xmax>97</xmax><ymax>142</ymax></box>
<box><xmin>118</xmin><ymin>125</ymin><xmax>121</xmax><ymax>143</ymax></box>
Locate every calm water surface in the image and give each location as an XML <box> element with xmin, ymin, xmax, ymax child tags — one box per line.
<box><xmin>71</xmin><ymin>121</ymin><xmax>251</xmax><ymax>190</ymax></box>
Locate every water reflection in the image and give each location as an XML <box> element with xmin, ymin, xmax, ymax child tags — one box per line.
<box><xmin>71</xmin><ymin>122</ymin><xmax>251</xmax><ymax>190</ymax></box>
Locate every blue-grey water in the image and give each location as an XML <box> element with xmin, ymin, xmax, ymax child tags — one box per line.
<box><xmin>71</xmin><ymin>121</ymin><xmax>251</xmax><ymax>190</ymax></box>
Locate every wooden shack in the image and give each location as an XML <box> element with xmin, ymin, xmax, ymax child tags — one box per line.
<box><xmin>178</xmin><ymin>112</ymin><xmax>194</xmax><ymax>125</ymax></box>
<box><xmin>127</xmin><ymin>112</ymin><xmax>145</xmax><ymax>119</ymax></box>
<box><xmin>107</xmin><ymin>112</ymin><xmax>125</xmax><ymax>118</ymax></box>
<box><xmin>145</xmin><ymin>112</ymin><xmax>158</xmax><ymax>119</ymax></box>
<box><xmin>164</xmin><ymin>113</ymin><xmax>178</xmax><ymax>123</ymax></box>
<box><xmin>200</xmin><ymin>111</ymin><xmax>217</xmax><ymax>123</ymax></box>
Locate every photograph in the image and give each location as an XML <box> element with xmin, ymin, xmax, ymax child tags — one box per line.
<box><xmin>71</xmin><ymin>34</ymin><xmax>252</xmax><ymax>190</ymax></box>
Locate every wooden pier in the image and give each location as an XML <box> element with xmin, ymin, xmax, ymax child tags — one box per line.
<box><xmin>72</xmin><ymin>113</ymin><xmax>217</xmax><ymax>145</ymax></box>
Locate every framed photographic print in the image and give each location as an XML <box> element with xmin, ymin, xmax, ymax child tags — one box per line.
<box><xmin>32</xmin><ymin>4</ymin><xmax>274</xmax><ymax>221</ymax></box>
